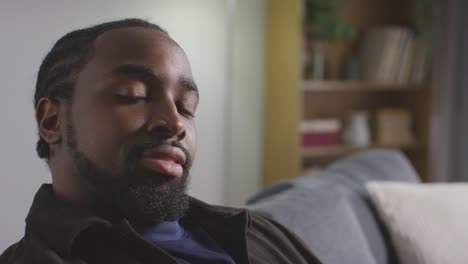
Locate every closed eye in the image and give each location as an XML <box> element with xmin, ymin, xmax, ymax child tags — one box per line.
<box><xmin>178</xmin><ymin>106</ymin><xmax>195</xmax><ymax>118</ymax></box>
<box><xmin>114</xmin><ymin>94</ymin><xmax>148</xmax><ymax>104</ymax></box>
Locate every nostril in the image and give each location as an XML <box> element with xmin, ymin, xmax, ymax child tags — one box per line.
<box><xmin>148</xmin><ymin>118</ymin><xmax>186</xmax><ymax>140</ymax></box>
<box><xmin>177</xmin><ymin>130</ymin><xmax>186</xmax><ymax>140</ymax></box>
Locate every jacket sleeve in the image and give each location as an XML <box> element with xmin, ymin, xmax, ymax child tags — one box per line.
<box><xmin>246</xmin><ymin>211</ymin><xmax>322</xmax><ymax>264</ymax></box>
<box><xmin>0</xmin><ymin>240</ymin><xmax>23</xmax><ymax>264</ymax></box>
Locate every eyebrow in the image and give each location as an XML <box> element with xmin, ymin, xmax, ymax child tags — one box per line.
<box><xmin>114</xmin><ymin>63</ymin><xmax>159</xmax><ymax>79</ymax></box>
<box><xmin>179</xmin><ymin>76</ymin><xmax>199</xmax><ymax>98</ymax></box>
<box><xmin>113</xmin><ymin>63</ymin><xmax>199</xmax><ymax>97</ymax></box>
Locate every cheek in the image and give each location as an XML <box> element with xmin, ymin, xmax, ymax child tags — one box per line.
<box><xmin>74</xmin><ymin>105</ymin><xmax>148</xmax><ymax>166</ymax></box>
<box><xmin>112</xmin><ymin>107</ymin><xmax>148</xmax><ymax>134</ymax></box>
<box><xmin>184</xmin><ymin>123</ymin><xmax>197</xmax><ymax>161</ymax></box>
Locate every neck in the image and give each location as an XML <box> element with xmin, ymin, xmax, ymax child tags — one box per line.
<box><xmin>49</xmin><ymin>155</ymin><xmax>105</xmax><ymax>216</ymax></box>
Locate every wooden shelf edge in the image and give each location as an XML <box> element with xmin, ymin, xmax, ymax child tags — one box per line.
<box><xmin>301</xmin><ymin>143</ymin><xmax>423</xmax><ymax>158</ymax></box>
<box><xmin>301</xmin><ymin>80</ymin><xmax>429</xmax><ymax>92</ymax></box>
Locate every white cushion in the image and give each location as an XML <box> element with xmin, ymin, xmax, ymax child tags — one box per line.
<box><xmin>366</xmin><ymin>182</ymin><xmax>468</xmax><ymax>264</ymax></box>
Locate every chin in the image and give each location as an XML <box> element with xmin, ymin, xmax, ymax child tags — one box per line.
<box><xmin>112</xmin><ymin>169</ymin><xmax>190</xmax><ymax>227</ymax></box>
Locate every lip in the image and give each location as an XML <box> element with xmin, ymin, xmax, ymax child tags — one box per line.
<box><xmin>139</xmin><ymin>145</ymin><xmax>186</xmax><ymax>177</ymax></box>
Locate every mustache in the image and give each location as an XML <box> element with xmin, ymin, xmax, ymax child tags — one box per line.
<box><xmin>127</xmin><ymin>140</ymin><xmax>192</xmax><ymax>169</ymax></box>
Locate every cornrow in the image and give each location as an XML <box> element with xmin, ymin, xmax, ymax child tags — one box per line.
<box><xmin>34</xmin><ymin>18</ymin><xmax>167</xmax><ymax>160</ymax></box>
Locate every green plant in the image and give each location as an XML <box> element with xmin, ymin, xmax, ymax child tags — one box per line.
<box><xmin>414</xmin><ymin>0</ymin><xmax>432</xmax><ymax>46</ymax></box>
<box><xmin>305</xmin><ymin>0</ymin><xmax>355</xmax><ymax>40</ymax></box>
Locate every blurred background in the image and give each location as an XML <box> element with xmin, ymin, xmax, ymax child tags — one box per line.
<box><xmin>263</xmin><ymin>0</ymin><xmax>468</xmax><ymax>187</ymax></box>
<box><xmin>1</xmin><ymin>0</ymin><xmax>466</xmax><ymax>253</ymax></box>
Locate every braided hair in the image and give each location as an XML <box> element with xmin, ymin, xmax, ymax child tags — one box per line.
<box><xmin>34</xmin><ymin>18</ymin><xmax>167</xmax><ymax>160</ymax></box>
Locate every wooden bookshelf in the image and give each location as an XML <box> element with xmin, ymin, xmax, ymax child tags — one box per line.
<box><xmin>263</xmin><ymin>0</ymin><xmax>432</xmax><ymax>186</ymax></box>
<box><xmin>301</xmin><ymin>143</ymin><xmax>422</xmax><ymax>158</ymax></box>
<box><xmin>301</xmin><ymin>80</ymin><xmax>428</xmax><ymax>92</ymax></box>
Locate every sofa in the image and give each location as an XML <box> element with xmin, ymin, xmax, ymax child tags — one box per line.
<box><xmin>246</xmin><ymin>149</ymin><xmax>420</xmax><ymax>264</ymax></box>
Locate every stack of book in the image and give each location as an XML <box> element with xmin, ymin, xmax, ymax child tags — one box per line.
<box><xmin>360</xmin><ymin>26</ymin><xmax>429</xmax><ymax>84</ymax></box>
<box><xmin>376</xmin><ymin>108</ymin><xmax>414</xmax><ymax>145</ymax></box>
<box><xmin>300</xmin><ymin>119</ymin><xmax>341</xmax><ymax>147</ymax></box>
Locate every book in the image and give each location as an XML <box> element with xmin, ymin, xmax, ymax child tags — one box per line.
<box><xmin>300</xmin><ymin>119</ymin><xmax>341</xmax><ymax>147</ymax></box>
<box><xmin>360</xmin><ymin>26</ymin><xmax>417</xmax><ymax>84</ymax></box>
<box><xmin>376</xmin><ymin>108</ymin><xmax>414</xmax><ymax>145</ymax></box>
<box><xmin>396</xmin><ymin>32</ymin><xmax>416</xmax><ymax>83</ymax></box>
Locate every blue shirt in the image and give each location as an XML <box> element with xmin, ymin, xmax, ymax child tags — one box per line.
<box><xmin>142</xmin><ymin>221</ymin><xmax>236</xmax><ymax>264</ymax></box>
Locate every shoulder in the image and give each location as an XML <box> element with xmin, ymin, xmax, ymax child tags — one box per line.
<box><xmin>1</xmin><ymin>238</ymin><xmax>26</xmax><ymax>264</ymax></box>
<box><xmin>246</xmin><ymin>210</ymin><xmax>322</xmax><ymax>264</ymax></box>
<box><xmin>0</xmin><ymin>235</ymin><xmax>79</xmax><ymax>264</ymax></box>
<box><xmin>247</xmin><ymin>210</ymin><xmax>298</xmax><ymax>238</ymax></box>
<box><xmin>187</xmin><ymin>198</ymin><xmax>321</xmax><ymax>263</ymax></box>
<box><xmin>247</xmin><ymin>210</ymin><xmax>300</xmax><ymax>241</ymax></box>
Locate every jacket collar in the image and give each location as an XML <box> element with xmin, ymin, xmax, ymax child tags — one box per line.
<box><xmin>25</xmin><ymin>184</ymin><xmax>251</xmax><ymax>262</ymax></box>
<box><xmin>25</xmin><ymin>184</ymin><xmax>111</xmax><ymax>257</ymax></box>
<box><xmin>184</xmin><ymin>198</ymin><xmax>251</xmax><ymax>263</ymax></box>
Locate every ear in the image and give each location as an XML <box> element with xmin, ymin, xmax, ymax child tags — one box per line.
<box><xmin>36</xmin><ymin>97</ymin><xmax>63</xmax><ymax>145</ymax></box>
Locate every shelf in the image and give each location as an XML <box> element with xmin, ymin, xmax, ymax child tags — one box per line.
<box><xmin>263</xmin><ymin>0</ymin><xmax>431</xmax><ymax>185</ymax></box>
<box><xmin>301</xmin><ymin>80</ymin><xmax>428</xmax><ymax>92</ymax></box>
<box><xmin>301</xmin><ymin>143</ymin><xmax>423</xmax><ymax>158</ymax></box>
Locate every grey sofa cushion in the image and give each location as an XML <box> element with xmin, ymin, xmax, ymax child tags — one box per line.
<box><xmin>295</xmin><ymin>149</ymin><xmax>420</xmax><ymax>264</ymax></box>
<box><xmin>248</xmin><ymin>184</ymin><xmax>376</xmax><ymax>264</ymax></box>
<box><xmin>247</xmin><ymin>149</ymin><xmax>420</xmax><ymax>264</ymax></box>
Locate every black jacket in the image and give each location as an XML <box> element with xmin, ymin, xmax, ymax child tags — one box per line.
<box><xmin>0</xmin><ymin>185</ymin><xmax>321</xmax><ymax>263</ymax></box>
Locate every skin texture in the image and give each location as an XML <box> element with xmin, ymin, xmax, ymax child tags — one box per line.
<box><xmin>35</xmin><ymin>27</ymin><xmax>199</xmax><ymax>227</ymax></box>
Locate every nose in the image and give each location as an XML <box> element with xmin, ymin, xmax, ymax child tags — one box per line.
<box><xmin>146</xmin><ymin>97</ymin><xmax>186</xmax><ymax>141</ymax></box>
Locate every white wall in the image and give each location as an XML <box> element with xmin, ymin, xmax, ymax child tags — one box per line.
<box><xmin>0</xmin><ymin>0</ymin><xmax>264</xmax><ymax>251</ymax></box>
<box><xmin>226</xmin><ymin>0</ymin><xmax>265</xmax><ymax>206</ymax></box>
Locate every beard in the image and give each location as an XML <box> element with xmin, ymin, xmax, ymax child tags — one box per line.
<box><xmin>65</xmin><ymin>115</ymin><xmax>191</xmax><ymax>229</ymax></box>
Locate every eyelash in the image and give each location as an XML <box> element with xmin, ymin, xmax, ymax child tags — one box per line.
<box><xmin>114</xmin><ymin>94</ymin><xmax>147</xmax><ymax>104</ymax></box>
<box><xmin>115</xmin><ymin>94</ymin><xmax>195</xmax><ymax>118</ymax></box>
<box><xmin>178</xmin><ymin>106</ymin><xmax>195</xmax><ymax>118</ymax></box>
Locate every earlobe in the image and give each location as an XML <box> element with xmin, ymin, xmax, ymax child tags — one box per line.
<box><xmin>36</xmin><ymin>98</ymin><xmax>62</xmax><ymax>144</ymax></box>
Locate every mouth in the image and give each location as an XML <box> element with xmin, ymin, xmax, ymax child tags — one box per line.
<box><xmin>139</xmin><ymin>145</ymin><xmax>186</xmax><ymax>178</ymax></box>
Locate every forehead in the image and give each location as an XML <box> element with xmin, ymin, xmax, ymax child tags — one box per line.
<box><xmin>89</xmin><ymin>27</ymin><xmax>192</xmax><ymax>75</ymax></box>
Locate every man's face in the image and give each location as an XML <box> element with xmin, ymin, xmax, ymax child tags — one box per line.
<box><xmin>63</xmin><ymin>27</ymin><xmax>199</xmax><ymax>226</ymax></box>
